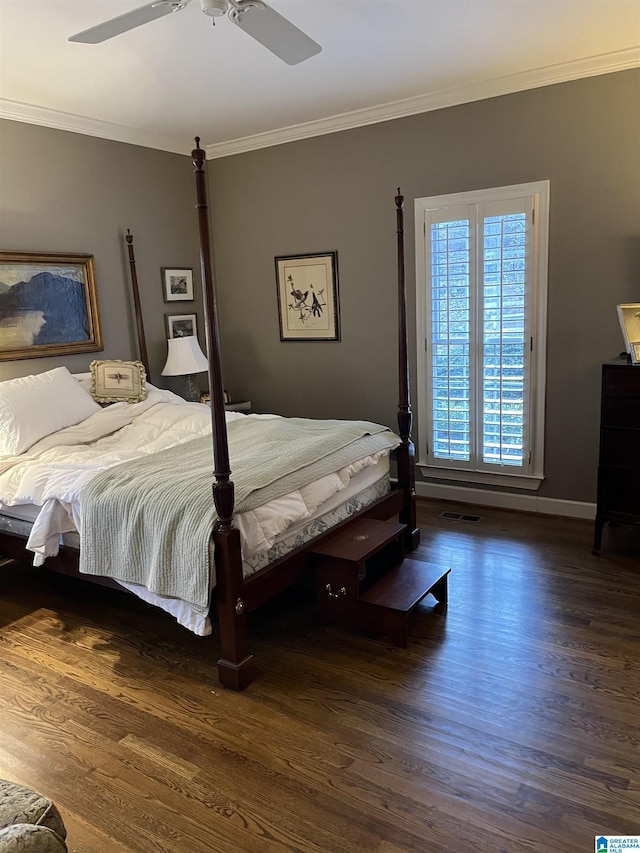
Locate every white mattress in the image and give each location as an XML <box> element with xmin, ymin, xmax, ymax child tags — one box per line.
<box><xmin>0</xmin><ymin>503</ymin><xmax>37</xmax><ymax>523</ymax></box>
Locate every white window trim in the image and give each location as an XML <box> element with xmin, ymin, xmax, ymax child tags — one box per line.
<box><xmin>414</xmin><ymin>181</ymin><xmax>550</xmax><ymax>489</ymax></box>
<box><xmin>415</xmin><ymin>463</ymin><xmax>544</xmax><ymax>491</ymax></box>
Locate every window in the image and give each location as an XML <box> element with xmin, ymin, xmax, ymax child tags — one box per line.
<box><xmin>415</xmin><ymin>182</ymin><xmax>549</xmax><ymax>489</ymax></box>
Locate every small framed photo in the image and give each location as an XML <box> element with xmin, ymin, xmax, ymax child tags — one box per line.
<box><xmin>162</xmin><ymin>268</ymin><xmax>194</xmax><ymax>302</ymax></box>
<box><xmin>165</xmin><ymin>313</ymin><xmax>198</xmax><ymax>339</ymax></box>
<box><xmin>275</xmin><ymin>251</ymin><xmax>340</xmax><ymax>342</ymax></box>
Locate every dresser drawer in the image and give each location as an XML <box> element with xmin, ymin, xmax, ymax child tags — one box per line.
<box><xmin>602</xmin><ymin>395</ymin><xmax>640</xmax><ymax>427</ymax></box>
<box><xmin>600</xmin><ymin>429</ymin><xmax>640</xmax><ymax>467</ymax></box>
<box><xmin>603</xmin><ymin>364</ymin><xmax>640</xmax><ymax>395</ymax></box>
<box><xmin>597</xmin><ymin>466</ymin><xmax>640</xmax><ymax>517</ymax></box>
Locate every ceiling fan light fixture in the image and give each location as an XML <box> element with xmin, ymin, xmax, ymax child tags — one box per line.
<box><xmin>68</xmin><ymin>0</ymin><xmax>320</xmax><ymax>63</ymax></box>
<box><xmin>200</xmin><ymin>0</ymin><xmax>227</xmax><ymax>17</ymax></box>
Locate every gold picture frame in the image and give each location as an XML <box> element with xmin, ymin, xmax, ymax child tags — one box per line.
<box><xmin>0</xmin><ymin>251</ymin><xmax>102</xmax><ymax>361</ymax></box>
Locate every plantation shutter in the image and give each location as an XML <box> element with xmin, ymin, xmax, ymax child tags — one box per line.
<box><xmin>422</xmin><ymin>191</ymin><xmax>538</xmax><ymax>476</ymax></box>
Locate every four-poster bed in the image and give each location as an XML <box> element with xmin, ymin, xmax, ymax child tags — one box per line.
<box><xmin>0</xmin><ymin>138</ymin><xmax>429</xmax><ymax>691</ymax></box>
<box><xmin>190</xmin><ymin>138</ymin><xmax>421</xmax><ymax>687</ymax></box>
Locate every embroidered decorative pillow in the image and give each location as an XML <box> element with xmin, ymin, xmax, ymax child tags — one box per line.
<box><xmin>90</xmin><ymin>359</ymin><xmax>147</xmax><ymax>404</ymax></box>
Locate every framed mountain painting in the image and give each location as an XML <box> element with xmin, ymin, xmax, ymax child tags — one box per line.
<box><xmin>0</xmin><ymin>251</ymin><xmax>103</xmax><ymax>361</ymax></box>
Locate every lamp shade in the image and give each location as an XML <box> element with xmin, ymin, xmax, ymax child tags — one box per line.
<box><xmin>161</xmin><ymin>335</ymin><xmax>208</xmax><ymax>377</ymax></box>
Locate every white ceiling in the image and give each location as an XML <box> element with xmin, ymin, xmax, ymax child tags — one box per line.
<box><xmin>1</xmin><ymin>0</ymin><xmax>639</xmax><ymax>158</ymax></box>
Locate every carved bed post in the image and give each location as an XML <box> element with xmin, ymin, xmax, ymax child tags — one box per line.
<box><xmin>192</xmin><ymin>138</ymin><xmax>256</xmax><ymax>690</ymax></box>
<box><xmin>395</xmin><ymin>190</ymin><xmax>420</xmax><ymax>550</ymax></box>
<box><xmin>124</xmin><ymin>230</ymin><xmax>151</xmax><ymax>378</ymax></box>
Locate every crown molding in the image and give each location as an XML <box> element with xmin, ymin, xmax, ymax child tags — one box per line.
<box><xmin>1</xmin><ymin>47</ymin><xmax>638</xmax><ymax>159</ymax></box>
<box><xmin>0</xmin><ymin>99</ymin><xmax>191</xmax><ymax>156</ymax></box>
<box><xmin>205</xmin><ymin>46</ymin><xmax>640</xmax><ymax>159</ymax></box>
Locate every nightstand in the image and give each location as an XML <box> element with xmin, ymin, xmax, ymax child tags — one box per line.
<box><xmin>225</xmin><ymin>400</ymin><xmax>251</xmax><ymax>413</ymax></box>
<box><xmin>201</xmin><ymin>394</ymin><xmax>251</xmax><ymax>413</ymax></box>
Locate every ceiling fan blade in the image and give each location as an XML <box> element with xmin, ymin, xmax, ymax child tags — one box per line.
<box><xmin>229</xmin><ymin>2</ymin><xmax>321</xmax><ymax>65</ymax></box>
<box><xmin>69</xmin><ymin>1</ymin><xmax>187</xmax><ymax>44</ymax></box>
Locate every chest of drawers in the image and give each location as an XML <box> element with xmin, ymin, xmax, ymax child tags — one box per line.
<box><xmin>593</xmin><ymin>359</ymin><xmax>640</xmax><ymax>554</ymax></box>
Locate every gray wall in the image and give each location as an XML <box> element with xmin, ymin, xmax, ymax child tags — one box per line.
<box><xmin>0</xmin><ymin>121</ymin><xmax>202</xmax><ymax>394</ymax></box>
<box><xmin>208</xmin><ymin>69</ymin><xmax>640</xmax><ymax>503</ymax></box>
<box><xmin>1</xmin><ymin>70</ymin><xmax>638</xmax><ymax>504</ymax></box>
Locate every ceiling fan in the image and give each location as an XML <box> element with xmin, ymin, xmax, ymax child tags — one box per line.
<box><xmin>69</xmin><ymin>0</ymin><xmax>322</xmax><ymax>65</ymax></box>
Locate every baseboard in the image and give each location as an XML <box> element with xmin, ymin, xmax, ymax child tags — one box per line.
<box><xmin>412</xmin><ymin>480</ymin><xmax>596</xmax><ymax>520</ymax></box>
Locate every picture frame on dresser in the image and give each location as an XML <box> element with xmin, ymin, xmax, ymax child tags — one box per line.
<box><xmin>0</xmin><ymin>251</ymin><xmax>103</xmax><ymax>361</ymax></box>
<box><xmin>616</xmin><ymin>303</ymin><xmax>640</xmax><ymax>364</ymax></box>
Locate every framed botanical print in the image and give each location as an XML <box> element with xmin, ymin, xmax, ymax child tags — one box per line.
<box><xmin>275</xmin><ymin>251</ymin><xmax>340</xmax><ymax>341</ymax></box>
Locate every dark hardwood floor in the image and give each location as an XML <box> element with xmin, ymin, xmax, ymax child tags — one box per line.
<box><xmin>0</xmin><ymin>499</ymin><xmax>638</xmax><ymax>852</ymax></box>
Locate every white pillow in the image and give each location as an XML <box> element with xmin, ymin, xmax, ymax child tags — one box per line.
<box><xmin>0</xmin><ymin>367</ymin><xmax>102</xmax><ymax>455</ymax></box>
<box><xmin>72</xmin><ymin>371</ymin><xmax>92</xmax><ymax>394</ymax></box>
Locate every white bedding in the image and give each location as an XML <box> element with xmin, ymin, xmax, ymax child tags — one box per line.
<box><xmin>0</xmin><ymin>385</ymin><xmax>392</xmax><ymax>594</ymax></box>
<box><xmin>0</xmin><ymin>460</ymin><xmax>388</xmax><ymax>636</ymax></box>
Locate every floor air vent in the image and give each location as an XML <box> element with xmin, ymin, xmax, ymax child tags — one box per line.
<box><xmin>440</xmin><ymin>511</ymin><xmax>481</xmax><ymax>523</ymax></box>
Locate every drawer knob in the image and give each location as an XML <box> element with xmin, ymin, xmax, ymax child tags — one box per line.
<box><xmin>325</xmin><ymin>583</ymin><xmax>347</xmax><ymax>599</ymax></box>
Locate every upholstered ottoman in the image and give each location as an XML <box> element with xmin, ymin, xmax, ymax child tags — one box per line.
<box><xmin>0</xmin><ymin>781</ymin><xmax>67</xmax><ymax>852</ymax></box>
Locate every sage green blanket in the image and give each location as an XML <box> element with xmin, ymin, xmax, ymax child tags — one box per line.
<box><xmin>79</xmin><ymin>415</ymin><xmax>400</xmax><ymax>612</ymax></box>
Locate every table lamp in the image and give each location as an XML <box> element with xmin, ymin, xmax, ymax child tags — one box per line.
<box><xmin>161</xmin><ymin>335</ymin><xmax>208</xmax><ymax>402</ymax></box>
